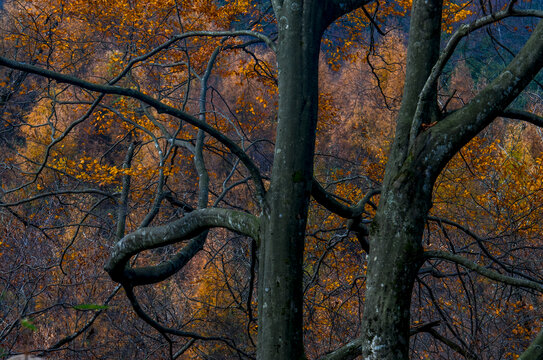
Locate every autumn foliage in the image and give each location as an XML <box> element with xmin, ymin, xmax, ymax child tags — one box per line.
<box><xmin>1</xmin><ymin>0</ymin><xmax>542</xmax><ymax>359</ymax></box>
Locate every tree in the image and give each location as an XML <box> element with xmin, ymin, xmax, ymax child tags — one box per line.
<box><xmin>1</xmin><ymin>0</ymin><xmax>543</xmax><ymax>359</ymax></box>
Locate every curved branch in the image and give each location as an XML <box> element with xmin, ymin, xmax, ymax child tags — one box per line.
<box><xmin>112</xmin><ymin>31</ymin><xmax>276</xmax><ymax>83</ymax></box>
<box><xmin>0</xmin><ymin>56</ymin><xmax>267</xmax><ymax>204</ymax></box>
<box><xmin>501</xmin><ymin>108</ymin><xmax>543</xmax><ymax>127</ymax></box>
<box><xmin>38</xmin><ymin>285</ymin><xmax>121</xmax><ymax>356</ymax></box>
<box><xmin>104</xmin><ymin>208</ymin><xmax>260</xmax><ymax>283</ymax></box>
<box><xmin>424</xmin><ymin>250</ymin><xmax>543</xmax><ymax>293</ymax></box>
<box><xmin>0</xmin><ymin>189</ymin><xmax>116</xmax><ymax>207</ymax></box>
<box><xmin>421</xmin><ymin>327</ymin><xmax>478</xmax><ymax>360</ymax></box>
<box><xmin>121</xmin><ymin>284</ymin><xmax>255</xmax><ymax>359</ymax></box>
<box><xmin>3</xmin><ymin>94</ymin><xmax>105</xmax><ymax>194</ymax></box>
<box><xmin>428</xmin><ymin>216</ymin><xmax>542</xmax><ymax>283</ymax></box>
<box><xmin>411</xmin><ymin>8</ymin><xmax>543</xmax><ymax>146</ymax></box>
<box><xmin>413</xmin><ymin>18</ymin><xmax>543</xmax><ymax>179</ymax></box>
<box><xmin>122</xmin><ymin>232</ymin><xmax>208</xmax><ymax>286</ymax></box>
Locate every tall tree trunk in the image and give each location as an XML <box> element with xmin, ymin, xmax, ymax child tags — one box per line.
<box><xmin>359</xmin><ymin>0</ymin><xmax>443</xmax><ymax>358</ymax></box>
<box><xmin>257</xmin><ymin>1</ymin><xmax>325</xmax><ymax>359</ymax></box>
<box><xmin>360</xmin><ymin>174</ymin><xmax>431</xmax><ymax>359</ymax></box>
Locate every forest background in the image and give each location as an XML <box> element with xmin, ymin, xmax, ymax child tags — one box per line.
<box><xmin>1</xmin><ymin>0</ymin><xmax>543</xmax><ymax>359</ymax></box>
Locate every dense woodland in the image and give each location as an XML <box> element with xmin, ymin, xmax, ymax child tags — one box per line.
<box><xmin>1</xmin><ymin>0</ymin><xmax>543</xmax><ymax>359</ymax></box>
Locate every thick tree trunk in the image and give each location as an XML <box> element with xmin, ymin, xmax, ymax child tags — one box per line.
<box><xmin>360</xmin><ymin>174</ymin><xmax>430</xmax><ymax>359</ymax></box>
<box><xmin>257</xmin><ymin>1</ymin><xmax>325</xmax><ymax>359</ymax></box>
<box><xmin>358</xmin><ymin>0</ymin><xmax>442</xmax><ymax>358</ymax></box>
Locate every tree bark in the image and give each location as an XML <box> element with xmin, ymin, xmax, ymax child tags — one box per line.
<box><xmin>357</xmin><ymin>4</ymin><xmax>543</xmax><ymax>360</ymax></box>
<box><xmin>360</xmin><ymin>173</ymin><xmax>431</xmax><ymax>359</ymax></box>
<box><xmin>358</xmin><ymin>0</ymin><xmax>442</xmax><ymax>358</ymax></box>
<box><xmin>257</xmin><ymin>2</ymin><xmax>325</xmax><ymax>359</ymax></box>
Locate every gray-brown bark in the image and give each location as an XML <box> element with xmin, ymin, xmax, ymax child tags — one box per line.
<box><xmin>352</xmin><ymin>2</ymin><xmax>543</xmax><ymax>360</ymax></box>
<box><xmin>256</xmin><ymin>1</ymin><xmax>373</xmax><ymax>358</ymax></box>
<box><xmin>105</xmin><ymin>208</ymin><xmax>259</xmax><ymax>284</ymax></box>
<box><xmin>257</xmin><ymin>2</ymin><xmax>325</xmax><ymax>358</ymax></box>
<box><xmin>353</xmin><ymin>1</ymin><xmax>442</xmax><ymax>358</ymax></box>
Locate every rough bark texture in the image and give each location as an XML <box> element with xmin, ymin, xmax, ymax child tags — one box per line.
<box><xmin>256</xmin><ymin>1</ymin><xmax>375</xmax><ymax>358</ymax></box>
<box><xmin>360</xmin><ymin>178</ymin><xmax>429</xmax><ymax>359</ymax></box>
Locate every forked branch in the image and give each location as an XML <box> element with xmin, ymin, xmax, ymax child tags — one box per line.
<box><xmin>311</xmin><ymin>178</ymin><xmax>380</xmax><ymax>219</ymax></box>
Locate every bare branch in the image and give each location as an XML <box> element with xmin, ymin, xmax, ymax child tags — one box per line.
<box><xmin>424</xmin><ymin>250</ymin><xmax>543</xmax><ymax>293</ymax></box>
<box><xmin>421</xmin><ymin>327</ymin><xmax>478</xmax><ymax>360</ymax></box>
<box><xmin>0</xmin><ymin>57</ymin><xmax>267</xmax><ymax>204</ymax></box>
<box><xmin>121</xmin><ymin>232</ymin><xmax>208</xmax><ymax>286</ymax></box>
<box><xmin>501</xmin><ymin>108</ymin><xmax>543</xmax><ymax>127</ymax></box>
<box><xmin>412</xmin><ymin>19</ymin><xmax>543</xmax><ymax>179</ymax></box>
<box><xmin>37</xmin><ymin>285</ymin><xmax>121</xmax><ymax>356</ymax></box>
<box><xmin>311</xmin><ymin>178</ymin><xmax>380</xmax><ymax>218</ymax></box>
<box><xmin>0</xmin><ymin>189</ymin><xmax>116</xmax><ymax>207</ymax></box>
<box><xmin>105</xmin><ymin>208</ymin><xmax>260</xmax><ymax>283</ymax></box>
<box><xmin>428</xmin><ymin>215</ymin><xmax>543</xmax><ymax>284</ymax></box>
<box><xmin>411</xmin><ymin>8</ymin><xmax>543</xmax><ymax>147</ymax></box>
<box><xmin>111</xmin><ymin>31</ymin><xmax>276</xmax><ymax>81</ymax></box>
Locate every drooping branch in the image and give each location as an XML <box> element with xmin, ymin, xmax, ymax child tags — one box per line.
<box><xmin>121</xmin><ymin>232</ymin><xmax>208</xmax><ymax>286</ymax></box>
<box><xmin>121</xmin><ymin>284</ymin><xmax>252</xmax><ymax>359</ymax></box>
<box><xmin>37</xmin><ymin>285</ymin><xmax>122</xmax><ymax>356</ymax></box>
<box><xmin>428</xmin><ymin>216</ymin><xmax>542</xmax><ymax>283</ymax></box>
<box><xmin>424</xmin><ymin>250</ymin><xmax>543</xmax><ymax>293</ymax></box>
<box><xmin>421</xmin><ymin>326</ymin><xmax>478</xmax><ymax>360</ymax></box>
<box><xmin>0</xmin><ymin>56</ymin><xmax>267</xmax><ymax>204</ymax></box>
<box><xmin>501</xmin><ymin>108</ymin><xmax>543</xmax><ymax>127</ymax></box>
<box><xmin>0</xmin><ymin>189</ymin><xmax>116</xmax><ymax>207</ymax></box>
<box><xmin>110</xmin><ymin>31</ymin><xmax>276</xmax><ymax>82</ymax></box>
<box><xmin>2</xmin><ymin>93</ymin><xmax>105</xmax><ymax>194</ymax></box>
<box><xmin>410</xmin><ymin>319</ymin><xmax>476</xmax><ymax>359</ymax></box>
<box><xmin>104</xmin><ymin>208</ymin><xmax>260</xmax><ymax>283</ymax></box>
